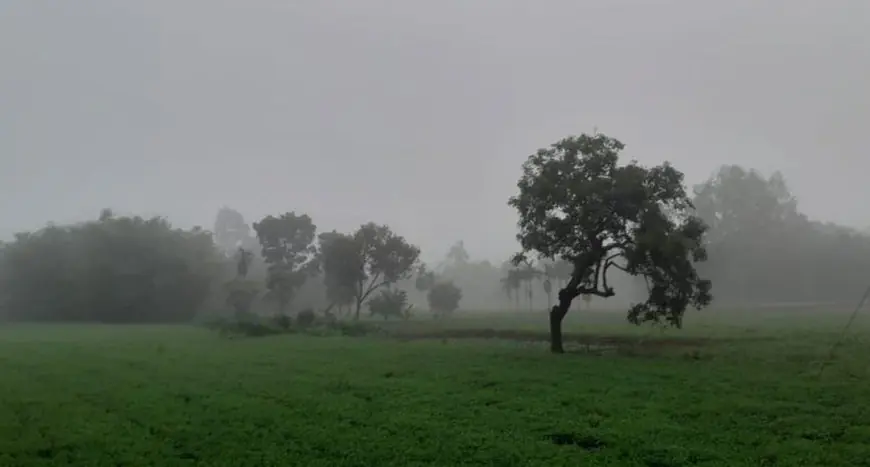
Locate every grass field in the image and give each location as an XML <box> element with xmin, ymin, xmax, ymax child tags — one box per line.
<box><xmin>2</xmin><ymin>307</ymin><xmax>870</xmax><ymax>466</ymax></box>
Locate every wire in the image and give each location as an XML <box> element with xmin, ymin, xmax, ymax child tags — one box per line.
<box><xmin>816</xmin><ymin>284</ymin><xmax>870</xmax><ymax>378</ymax></box>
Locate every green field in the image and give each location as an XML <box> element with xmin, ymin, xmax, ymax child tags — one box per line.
<box><xmin>2</xmin><ymin>307</ymin><xmax>870</xmax><ymax>466</ymax></box>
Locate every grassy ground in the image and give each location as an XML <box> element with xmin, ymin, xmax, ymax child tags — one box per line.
<box><xmin>2</xmin><ymin>307</ymin><xmax>870</xmax><ymax>466</ymax></box>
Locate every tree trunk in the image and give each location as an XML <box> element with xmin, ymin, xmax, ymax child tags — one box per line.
<box><xmin>354</xmin><ymin>299</ymin><xmax>362</xmax><ymax>321</ymax></box>
<box><xmin>549</xmin><ymin>292</ymin><xmax>573</xmax><ymax>354</ymax></box>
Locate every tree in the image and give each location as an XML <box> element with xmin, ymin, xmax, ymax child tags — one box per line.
<box><xmin>236</xmin><ymin>247</ymin><xmax>254</xmax><ymax>279</ymax></box>
<box><xmin>508</xmin><ymin>132</ymin><xmax>713</xmax><ymax>353</ymax></box>
<box><xmin>428</xmin><ymin>281</ymin><xmax>462</xmax><ymax>318</ymax></box>
<box><xmin>317</xmin><ymin>223</ymin><xmax>420</xmax><ymax>320</ymax></box>
<box><xmin>500</xmin><ymin>267</ymin><xmax>522</xmax><ymax>310</ymax></box>
<box><xmin>349</xmin><ymin>223</ymin><xmax>420</xmax><ymax>320</ymax></box>
<box><xmin>252</xmin><ymin>212</ymin><xmax>318</xmax><ymax>316</ymax></box>
<box><xmin>0</xmin><ymin>210</ymin><xmax>220</xmax><ymax>323</ymax></box>
<box><xmin>446</xmin><ymin>240</ymin><xmax>470</xmax><ymax>265</ymax></box>
<box><xmin>414</xmin><ymin>264</ymin><xmax>437</xmax><ymax>292</ymax></box>
<box><xmin>515</xmin><ymin>259</ymin><xmax>540</xmax><ymax>312</ymax></box>
<box><xmin>224</xmin><ymin>247</ymin><xmax>259</xmax><ymax>318</ymax></box>
<box><xmin>213</xmin><ymin>207</ymin><xmax>255</xmax><ymax>254</ymax></box>
<box><xmin>318</xmin><ymin>231</ymin><xmax>361</xmax><ymax>316</ymax></box>
<box><xmin>368</xmin><ymin>288</ymin><xmax>412</xmax><ymax>320</ymax></box>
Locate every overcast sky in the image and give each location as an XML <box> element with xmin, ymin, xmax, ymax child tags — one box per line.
<box><xmin>2</xmin><ymin>0</ymin><xmax>868</xmax><ymax>263</ymax></box>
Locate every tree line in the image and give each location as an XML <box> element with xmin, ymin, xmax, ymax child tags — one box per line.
<box><xmin>1</xmin><ymin>131</ymin><xmax>868</xmax><ymax>352</ymax></box>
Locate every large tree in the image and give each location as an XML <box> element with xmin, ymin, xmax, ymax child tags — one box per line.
<box><xmin>318</xmin><ymin>231</ymin><xmax>362</xmax><ymax>316</ymax></box>
<box><xmin>252</xmin><ymin>212</ymin><xmax>318</xmax><ymax>316</ymax></box>
<box><xmin>509</xmin><ymin>132</ymin><xmax>713</xmax><ymax>353</ymax></box>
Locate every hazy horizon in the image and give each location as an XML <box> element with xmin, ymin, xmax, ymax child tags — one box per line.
<box><xmin>3</xmin><ymin>1</ymin><xmax>869</xmax><ymax>264</ymax></box>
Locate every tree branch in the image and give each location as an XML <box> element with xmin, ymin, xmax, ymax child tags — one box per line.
<box><xmin>359</xmin><ymin>272</ymin><xmax>388</xmax><ymax>303</ymax></box>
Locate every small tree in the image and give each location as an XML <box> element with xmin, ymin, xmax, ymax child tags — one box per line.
<box><xmin>500</xmin><ymin>268</ymin><xmax>522</xmax><ymax>310</ymax></box>
<box><xmin>508</xmin><ymin>132</ymin><xmax>713</xmax><ymax>353</ymax></box>
<box><xmin>253</xmin><ymin>212</ymin><xmax>318</xmax><ymax>316</ymax></box>
<box><xmin>351</xmin><ymin>223</ymin><xmax>420</xmax><ymax>320</ymax></box>
<box><xmin>368</xmin><ymin>289</ymin><xmax>412</xmax><ymax>320</ymax></box>
<box><xmin>427</xmin><ymin>281</ymin><xmax>462</xmax><ymax>319</ymax></box>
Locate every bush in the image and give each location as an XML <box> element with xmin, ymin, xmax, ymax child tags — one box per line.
<box><xmin>271</xmin><ymin>314</ymin><xmax>293</xmax><ymax>331</ymax></box>
<box><xmin>428</xmin><ymin>281</ymin><xmax>462</xmax><ymax>319</ymax></box>
<box><xmin>368</xmin><ymin>289</ymin><xmax>411</xmax><ymax>320</ymax></box>
<box><xmin>296</xmin><ymin>308</ymin><xmax>316</xmax><ymax>328</ymax></box>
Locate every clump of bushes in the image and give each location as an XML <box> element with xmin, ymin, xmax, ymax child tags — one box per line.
<box><xmin>368</xmin><ymin>289</ymin><xmax>413</xmax><ymax>320</ymax></box>
<box><xmin>209</xmin><ymin>308</ymin><xmax>380</xmax><ymax>338</ymax></box>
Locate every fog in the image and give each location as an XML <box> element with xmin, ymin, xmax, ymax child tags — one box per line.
<box><xmin>3</xmin><ymin>1</ymin><xmax>869</xmax><ymax>264</ymax></box>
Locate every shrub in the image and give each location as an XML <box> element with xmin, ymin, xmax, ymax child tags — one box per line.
<box><xmin>296</xmin><ymin>308</ymin><xmax>316</xmax><ymax>328</ymax></box>
<box><xmin>368</xmin><ymin>289</ymin><xmax>411</xmax><ymax>320</ymax></box>
<box><xmin>428</xmin><ymin>281</ymin><xmax>462</xmax><ymax>319</ymax></box>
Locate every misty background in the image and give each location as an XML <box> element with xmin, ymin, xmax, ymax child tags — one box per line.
<box><xmin>3</xmin><ymin>1</ymin><xmax>869</xmax><ymax>265</ymax></box>
<box><xmin>3</xmin><ymin>0</ymin><xmax>870</xmax><ymax>317</ymax></box>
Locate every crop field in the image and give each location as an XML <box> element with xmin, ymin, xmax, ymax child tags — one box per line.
<box><xmin>2</xmin><ymin>307</ymin><xmax>870</xmax><ymax>466</ymax></box>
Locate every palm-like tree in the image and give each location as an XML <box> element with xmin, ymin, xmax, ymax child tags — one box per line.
<box><xmin>500</xmin><ymin>269</ymin><xmax>522</xmax><ymax>310</ymax></box>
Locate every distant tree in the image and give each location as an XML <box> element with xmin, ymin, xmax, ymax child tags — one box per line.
<box><xmin>317</xmin><ymin>223</ymin><xmax>420</xmax><ymax>320</ymax></box>
<box><xmin>500</xmin><ymin>268</ymin><xmax>522</xmax><ymax>310</ymax></box>
<box><xmin>368</xmin><ymin>288</ymin><xmax>412</xmax><ymax>320</ymax></box>
<box><xmin>692</xmin><ymin>165</ymin><xmax>809</xmax><ymax>303</ymax></box>
<box><xmin>427</xmin><ymin>281</ymin><xmax>462</xmax><ymax>319</ymax></box>
<box><xmin>540</xmin><ymin>261</ymin><xmax>554</xmax><ymax>309</ymax></box>
<box><xmin>214</xmin><ymin>207</ymin><xmax>254</xmax><ymax>254</ymax></box>
<box><xmin>236</xmin><ymin>247</ymin><xmax>254</xmax><ymax>279</ymax></box>
<box><xmin>414</xmin><ymin>263</ymin><xmax>437</xmax><ymax>292</ymax></box>
<box><xmin>515</xmin><ymin>259</ymin><xmax>540</xmax><ymax>312</ymax></box>
<box><xmin>252</xmin><ymin>212</ymin><xmax>319</xmax><ymax>316</ymax></box>
<box><xmin>349</xmin><ymin>223</ymin><xmax>420</xmax><ymax>320</ymax></box>
<box><xmin>318</xmin><ymin>231</ymin><xmax>361</xmax><ymax>316</ymax></box>
<box><xmin>224</xmin><ymin>247</ymin><xmax>259</xmax><ymax>318</ymax></box>
<box><xmin>509</xmin><ymin>132</ymin><xmax>713</xmax><ymax>353</ymax></box>
<box><xmin>0</xmin><ymin>210</ymin><xmax>220</xmax><ymax>323</ymax></box>
<box><xmin>446</xmin><ymin>240</ymin><xmax>470</xmax><ymax>265</ymax></box>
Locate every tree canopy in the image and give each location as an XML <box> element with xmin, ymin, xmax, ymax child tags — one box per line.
<box><xmin>694</xmin><ymin>165</ymin><xmax>870</xmax><ymax>304</ymax></box>
<box><xmin>252</xmin><ymin>213</ymin><xmax>319</xmax><ymax>315</ymax></box>
<box><xmin>0</xmin><ymin>211</ymin><xmax>219</xmax><ymax>323</ymax></box>
<box><xmin>509</xmin><ymin>132</ymin><xmax>713</xmax><ymax>352</ymax></box>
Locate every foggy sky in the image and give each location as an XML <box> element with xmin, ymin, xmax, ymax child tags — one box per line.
<box><xmin>2</xmin><ymin>1</ymin><xmax>869</xmax><ymax>264</ymax></box>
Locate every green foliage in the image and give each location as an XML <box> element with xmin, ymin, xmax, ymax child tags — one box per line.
<box><xmin>509</xmin><ymin>132</ymin><xmax>712</xmax><ymax>351</ymax></box>
<box><xmin>3</xmin><ymin>311</ymin><xmax>870</xmax><ymax>466</ymax></box>
<box><xmin>253</xmin><ymin>212</ymin><xmax>319</xmax><ymax>315</ymax></box>
<box><xmin>318</xmin><ymin>231</ymin><xmax>362</xmax><ymax>313</ymax></box>
<box><xmin>0</xmin><ymin>211</ymin><xmax>219</xmax><ymax>323</ymax></box>
<box><xmin>368</xmin><ymin>289</ymin><xmax>412</xmax><ymax>320</ymax></box>
<box><xmin>321</xmin><ymin>223</ymin><xmax>420</xmax><ymax>320</ymax></box>
<box><xmin>427</xmin><ymin>281</ymin><xmax>462</xmax><ymax>318</ymax></box>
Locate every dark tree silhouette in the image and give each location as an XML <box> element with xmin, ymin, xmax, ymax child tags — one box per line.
<box><xmin>509</xmin><ymin>132</ymin><xmax>713</xmax><ymax>353</ymax></box>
